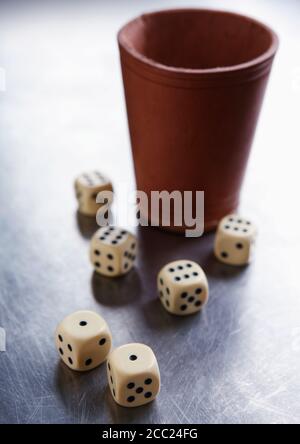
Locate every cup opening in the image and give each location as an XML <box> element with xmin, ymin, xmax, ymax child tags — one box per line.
<box><xmin>119</xmin><ymin>9</ymin><xmax>278</xmax><ymax>72</ymax></box>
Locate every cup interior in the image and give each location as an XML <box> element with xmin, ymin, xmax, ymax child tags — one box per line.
<box><xmin>119</xmin><ymin>9</ymin><xmax>277</xmax><ymax>71</ymax></box>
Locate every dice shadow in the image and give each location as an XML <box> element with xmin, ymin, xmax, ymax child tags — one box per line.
<box><xmin>137</xmin><ymin>226</ymin><xmax>190</xmax><ymax>273</ymax></box>
<box><xmin>76</xmin><ymin>211</ymin><xmax>99</xmax><ymax>239</ymax></box>
<box><xmin>141</xmin><ymin>297</ymin><xmax>206</xmax><ymax>333</ymax></box>
<box><xmin>91</xmin><ymin>269</ymin><xmax>142</xmax><ymax>307</ymax></box>
<box><xmin>202</xmin><ymin>250</ymin><xmax>251</xmax><ymax>283</ymax></box>
<box><xmin>54</xmin><ymin>362</ymin><xmax>159</xmax><ymax>423</ymax></box>
<box><xmin>54</xmin><ymin>361</ymin><xmax>108</xmax><ymax>419</ymax></box>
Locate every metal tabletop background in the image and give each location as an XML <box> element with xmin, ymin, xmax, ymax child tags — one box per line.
<box><xmin>0</xmin><ymin>0</ymin><xmax>299</xmax><ymax>424</ymax></box>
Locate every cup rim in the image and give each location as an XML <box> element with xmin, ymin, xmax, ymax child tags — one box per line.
<box><xmin>118</xmin><ymin>8</ymin><xmax>279</xmax><ymax>75</ymax></box>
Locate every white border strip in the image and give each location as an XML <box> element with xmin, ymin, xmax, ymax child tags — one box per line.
<box><xmin>0</xmin><ymin>68</ymin><xmax>6</xmax><ymax>92</ymax></box>
<box><xmin>0</xmin><ymin>327</ymin><xmax>6</xmax><ymax>352</ymax></box>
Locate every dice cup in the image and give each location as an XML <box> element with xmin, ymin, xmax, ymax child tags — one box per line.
<box><xmin>118</xmin><ymin>9</ymin><xmax>278</xmax><ymax>233</ymax></box>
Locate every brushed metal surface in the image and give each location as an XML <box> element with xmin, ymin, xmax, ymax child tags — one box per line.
<box><xmin>0</xmin><ymin>0</ymin><xmax>299</xmax><ymax>424</ymax></box>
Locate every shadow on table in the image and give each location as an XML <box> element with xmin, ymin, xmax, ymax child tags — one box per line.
<box><xmin>202</xmin><ymin>250</ymin><xmax>251</xmax><ymax>283</ymax></box>
<box><xmin>76</xmin><ymin>211</ymin><xmax>99</xmax><ymax>239</ymax></box>
<box><xmin>91</xmin><ymin>269</ymin><xmax>142</xmax><ymax>307</ymax></box>
<box><xmin>138</xmin><ymin>225</ymin><xmax>250</xmax><ymax>281</ymax></box>
<box><xmin>141</xmin><ymin>297</ymin><xmax>206</xmax><ymax>333</ymax></box>
<box><xmin>54</xmin><ymin>361</ymin><xmax>107</xmax><ymax>416</ymax></box>
<box><xmin>137</xmin><ymin>225</ymin><xmax>192</xmax><ymax>272</ymax></box>
<box><xmin>54</xmin><ymin>361</ymin><xmax>159</xmax><ymax>424</ymax></box>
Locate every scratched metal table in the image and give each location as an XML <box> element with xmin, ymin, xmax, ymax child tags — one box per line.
<box><xmin>0</xmin><ymin>0</ymin><xmax>300</xmax><ymax>424</ymax></box>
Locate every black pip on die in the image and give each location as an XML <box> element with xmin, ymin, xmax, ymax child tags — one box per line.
<box><xmin>90</xmin><ymin>227</ymin><xmax>137</xmax><ymax>277</ymax></box>
<box><xmin>158</xmin><ymin>260</ymin><xmax>209</xmax><ymax>316</ymax></box>
<box><xmin>75</xmin><ymin>171</ymin><xmax>113</xmax><ymax>216</ymax></box>
<box><xmin>107</xmin><ymin>343</ymin><xmax>160</xmax><ymax>408</ymax></box>
<box><xmin>55</xmin><ymin>310</ymin><xmax>112</xmax><ymax>371</ymax></box>
<box><xmin>214</xmin><ymin>215</ymin><xmax>257</xmax><ymax>266</ymax></box>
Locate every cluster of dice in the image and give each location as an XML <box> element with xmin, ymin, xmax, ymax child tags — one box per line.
<box><xmin>55</xmin><ymin>311</ymin><xmax>160</xmax><ymax>408</ymax></box>
<box><xmin>55</xmin><ymin>171</ymin><xmax>257</xmax><ymax>408</ymax></box>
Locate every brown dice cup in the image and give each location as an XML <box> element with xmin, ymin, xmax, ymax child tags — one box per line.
<box><xmin>118</xmin><ymin>9</ymin><xmax>279</xmax><ymax>233</ymax></box>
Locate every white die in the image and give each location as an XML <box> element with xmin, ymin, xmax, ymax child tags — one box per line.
<box><xmin>55</xmin><ymin>310</ymin><xmax>112</xmax><ymax>372</ymax></box>
<box><xmin>157</xmin><ymin>260</ymin><xmax>209</xmax><ymax>316</ymax></box>
<box><xmin>75</xmin><ymin>171</ymin><xmax>113</xmax><ymax>216</ymax></box>
<box><xmin>107</xmin><ymin>343</ymin><xmax>160</xmax><ymax>408</ymax></box>
<box><xmin>90</xmin><ymin>227</ymin><xmax>137</xmax><ymax>277</ymax></box>
<box><xmin>214</xmin><ymin>214</ymin><xmax>257</xmax><ymax>266</ymax></box>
